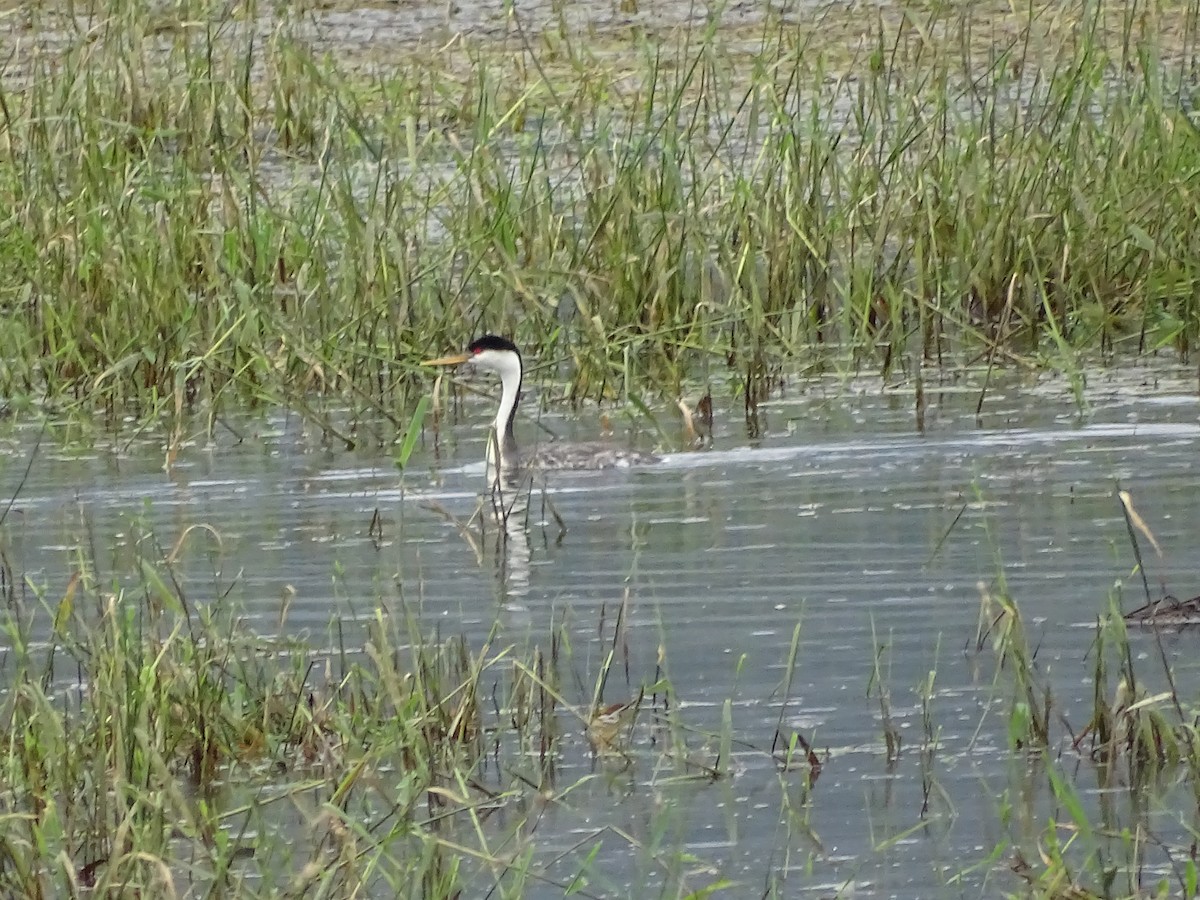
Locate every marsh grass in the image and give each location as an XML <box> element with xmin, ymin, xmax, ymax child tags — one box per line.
<box><xmin>0</xmin><ymin>511</ymin><xmax>791</xmax><ymax>897</ymax></box>
<box><xmin>957</xmin><ymin>488</ymin><xmax>1200</xmax><ymax>900</ymax></box>
<box><xmin>0</xmin><ymin>0</ymin><xmax>1197</xmax><ymax>439</ymax></box>
<box><xmin>7</xmin><ymin>492</ymin><xmax>1200</xmax><ymax>895</ymax></box>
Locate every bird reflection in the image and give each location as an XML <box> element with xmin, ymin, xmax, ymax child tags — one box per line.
<box><xmin>480</xmin><ymin>468</ymin><xmax>534</xmax><ymax>606</ymax></box>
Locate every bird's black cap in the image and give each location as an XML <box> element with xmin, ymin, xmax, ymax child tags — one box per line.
<box><xmin>467</xmin><ymin>335</ymin><xmax>520</xmax><ymax>355</ymax></box>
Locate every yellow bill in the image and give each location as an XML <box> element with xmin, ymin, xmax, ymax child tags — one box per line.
<box><xmin>421</xmin><ymin>351</ymin><xmax>471</xmax><ymax>367</ymax></box>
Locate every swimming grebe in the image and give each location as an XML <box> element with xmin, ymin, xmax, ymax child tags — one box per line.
<box><xmin>423</xmin><ymin>335</ymin><xmax>658</xmax><ymax>472</ymax></box>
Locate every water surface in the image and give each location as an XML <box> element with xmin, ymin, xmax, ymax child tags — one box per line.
<box><xmin>3</xmin><ymin>362</ymin><xmax>1199</xmax><ymax>896</ymax></box>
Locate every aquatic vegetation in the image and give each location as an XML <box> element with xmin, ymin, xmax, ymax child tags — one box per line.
<box><xmin>0</xmin><ymin>531</ymin><xmax>741</xmax><ymax>896</ymax></box>
<box><xmin>0</xmin><ymin>0</ymin><xmax>1196</xmax><ymax>436</ymax></box>
<box><xmin>1</xmin><ymin>478</ymin><xmax>1199</xmax><ymax>897</ymax></box>
<box><xmin>952</xmin><ymin>488</ymin><xmax>1200</xmax><ymax>900</ymax></box>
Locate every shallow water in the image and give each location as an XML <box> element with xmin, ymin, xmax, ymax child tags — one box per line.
<box><xmin>3</xmin><ymin>362</ymin><xmax>1200</xmax><ymax>896</ymax></box>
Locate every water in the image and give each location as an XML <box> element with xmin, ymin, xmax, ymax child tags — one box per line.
<box><xmin>3</xmin><ymin>362</ymin><xmax>1199</xmax><ymax>896</ymax></box>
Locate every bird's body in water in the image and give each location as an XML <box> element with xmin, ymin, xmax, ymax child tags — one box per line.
<box><xmin>423</xmin><ymin>335</ymin><xmax>658</xmax><ymax>474</ymax></box>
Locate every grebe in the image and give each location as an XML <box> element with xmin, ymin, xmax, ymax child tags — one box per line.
<box><xmin>423</xmin><ymin>335</ymin><xmax>658</xmax><ymax>472</ymax></box>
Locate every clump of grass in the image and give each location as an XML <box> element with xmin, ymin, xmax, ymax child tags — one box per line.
<box><xmin>972</xmin><ymin>576</ymin><xmax>1053</xmax><ymax>751</ymax></box>
<box><xmin>0</xmin><ymin>0</ymin><xmax>1198</xmax><ymax>437</ymax></box>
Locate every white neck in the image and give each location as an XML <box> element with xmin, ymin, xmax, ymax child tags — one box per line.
<box><xmin>487</xmin><ymin>351</ymin><xmax>522</xmax><ymax>468</ymax></box>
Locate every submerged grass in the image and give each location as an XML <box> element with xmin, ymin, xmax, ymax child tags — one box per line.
<box><xmin>0</xmin><ymin>0</ymin><xmax>1198</xmax><ymax>437</ymax></box>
